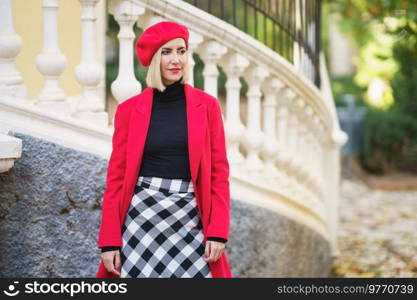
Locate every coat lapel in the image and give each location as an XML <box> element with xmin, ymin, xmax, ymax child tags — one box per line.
<box><xmin>184</xmin><ymin>83</ymin><xmax>207</xmax><ymax>183</ymax></box>
<box><xmin>126</xmin><ymin>83</ymin><xmax>207</xmax><ymax>190</ymax></box>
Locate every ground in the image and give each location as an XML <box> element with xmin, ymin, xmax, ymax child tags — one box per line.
<box><xmin>331</xmin><ymin>172</ymin><xmax>417</xmax><ymax>277</ymax></box>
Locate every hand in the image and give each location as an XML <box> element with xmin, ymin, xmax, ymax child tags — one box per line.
<box><xmin>101</xmin><ymin>250</ymin><xmax>121</xmax><ymax>276</ymax></box>
<box><xmin>204</xmin><ymin>240</ymin><xmax>225</xmax><ymax>263</ymax></box>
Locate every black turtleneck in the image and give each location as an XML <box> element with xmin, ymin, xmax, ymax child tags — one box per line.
<box><xmin>101</xmin><ymin>78</ymin><xmax>227</xmax><ymax>253</ymax></box>
<box><xmin>139</xmin><ymin>78</ymin><xmax>191</xmax><ymax>179</ymax></box>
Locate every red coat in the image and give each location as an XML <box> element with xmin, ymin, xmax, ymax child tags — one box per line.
<box><xmin>96</xmin><ymin>83</ymin><xmax>232</xmax><ymax>278</ymax></box>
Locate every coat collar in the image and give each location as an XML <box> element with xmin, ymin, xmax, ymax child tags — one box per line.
<box><xmin>128</xmin><ymin>83</ymin><xmax>207</xmax><ymax>186</ymax></box>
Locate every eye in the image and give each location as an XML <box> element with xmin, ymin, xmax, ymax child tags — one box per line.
<box><xmin>162</xmin><ymin>50</ymin><xmax>169</xmax><ymax>54</ymax></box>
<box><xmin>180</xmin><ymin>49</ymin><xmax>186</xmax><ymax>54</ymax></box>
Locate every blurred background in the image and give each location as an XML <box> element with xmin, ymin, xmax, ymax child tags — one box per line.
<box><xmin>324</xmin><ymin>0</ymin><xmax>417</xmax><ymax>177</ymax></box>
<box><xmin>323</xmin><ymin>0</ymin><xmax>417</xmax><ymax>277</ymax></box>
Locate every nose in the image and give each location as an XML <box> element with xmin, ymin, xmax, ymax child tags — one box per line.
<box><xmin>170</xmin><ymin>52</ymin><xmax>181</xmax><ymax>63</ymax></box>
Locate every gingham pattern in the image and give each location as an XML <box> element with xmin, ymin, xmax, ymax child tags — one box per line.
<box><xmin>120</xmin><ymin>176</ymin><xmax>213</xmax><ymax>278</ymax></box>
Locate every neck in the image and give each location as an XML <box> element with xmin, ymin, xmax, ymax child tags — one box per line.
<box><xmin>154</xmin><ymin>77</ymin><xmax>184</xmax><ymax>102</ymax></box>
<box><xmin>163</xmin><ymin>77</ymin><xmax>182</xmax><ymax>87</ymax></box>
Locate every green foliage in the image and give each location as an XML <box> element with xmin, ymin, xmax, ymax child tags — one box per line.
<box><xmin>331</xmin><ymin>75</ymin><xmax>367</xmax><ymax>107</ymax></box>
<box><xmin>360</xmin><ymin>108</ymin><xmax>417</xmax><ymax>174</ymax></box>
<box><xmin>354</xmin><ymin>31</ymin><xmax>398</xmax><ymax>87</ymax></box>
<box><xmin>391</xmin><ymin>23</ymin><xmax>417</xmax><ymax>118</ymax></box>
<box><xmin>326</xmin><ymin>0</ymin><xmax>417</xmax><ymax>173</ymax></box>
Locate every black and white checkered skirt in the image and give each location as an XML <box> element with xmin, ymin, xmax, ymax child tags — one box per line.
<box><xmin>120</xmin><ymin>176</ymin><xmax>213</xmax><ymax>278</ymax></box>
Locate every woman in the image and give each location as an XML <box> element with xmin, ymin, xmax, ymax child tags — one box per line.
<box><xmin>96</xmin><ymin>21</ymin><xmax>232</xmax><ymax>278</ymax></box>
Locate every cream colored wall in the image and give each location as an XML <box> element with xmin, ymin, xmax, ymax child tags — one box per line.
<box><xmin>12</xmin><ymin>0</ymin><xmax>106</xmax><ymax>101</ymax></box>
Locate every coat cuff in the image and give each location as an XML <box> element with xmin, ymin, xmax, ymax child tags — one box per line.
<box><xmin>207</xmin><ymin>236</ymin><xmax>228</xmax><ymax>243</ymax></box>
<box><xmin>101</xmin><ymin>246</ymin><xmax>121</xmax><ymax>253</ymax></box>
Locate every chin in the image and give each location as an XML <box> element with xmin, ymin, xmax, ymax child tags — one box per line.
<box><xmin>166</xmin><ymin>74</ymin><xmax>182</xmax><ymax>81</ymax></box>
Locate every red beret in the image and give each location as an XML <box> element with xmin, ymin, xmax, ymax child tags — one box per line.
<box><xmin>135</xmin><ymin>21</ymin><xmax>189</xmax><ymax>67</ymax></box>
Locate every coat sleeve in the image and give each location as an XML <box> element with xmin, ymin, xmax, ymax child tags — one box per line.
<box><xmin>205</xmin><ymin>98</ymin><xmax>231</xmax><ymax>240</ymax></box>
<box><xmin>97</xmin><ymin>104</ymin><xmax>128</xmax><ymax>248</ymax></box>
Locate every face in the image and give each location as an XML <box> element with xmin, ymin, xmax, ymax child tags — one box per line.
<box><xmin>160</xmin><ymin>38</ymin><xmax>187</xmax><ymax>86</ymax></box>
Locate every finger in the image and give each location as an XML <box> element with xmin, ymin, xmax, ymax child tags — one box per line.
<box><xmin>110</xmin><ymin>253</ymin><xmax>120</xmax><ymax>276</ymax></box>
<box><xmin>103</xmin><ymin>260</ymin><xmax>110</xmax><ymax>272</ymax></box>
<box><xmin>103</xmin><ymin>256</ymin><xmax>112</xmax><ymax>272</ymax></box>
<box><xmin>204</xmin><ymin>240</ymin><xmax>211</xmax><ymax>259</ymax></box>
<box><xmin>110</xmin><ymin>266</ymin><xmax>120</xmax><ymax>276</ymax></box>
<box><xmin>213</xmin><ymin>247</ymin><xmax>221</xmax><ymax>261</ymax></box>
<box><xmin>204</xmin><ymin>242</ymin><xmax>215</xmax><ymax>262</ymax></box>
<box><xmin>214</xmin><ymin>243</ymin><xmax>225</xmax><ymax>261</ymax></box>
<box><xmin>115</xmin><ymin>251</ymin><xmax>121</xmax><ymax>271</ymax></box>
<box><xmin>103</xmin><ymin>253</ymin><xmax>121</xmax><ymax>276</ymax></box>
<box><xmin>216</xmin><ymin>247</ymin><xmax>225</xmax><ymax>261</ymax></box>
<box><xmin>207</xmin><ymin>244</ymin><xmax>217</xmax><ymax>262</ymax></box>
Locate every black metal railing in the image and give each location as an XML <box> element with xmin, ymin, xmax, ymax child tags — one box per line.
<box><xmin>185</xmin><ymin>0</ymin><xmax>321</xmax><ymax>87</ymax></box>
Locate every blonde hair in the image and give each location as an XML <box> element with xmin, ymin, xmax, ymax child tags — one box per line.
<box><xmin>145</xmin><ymin>43</ymin><xmax>189</xmax><ymax>92</ymax></box>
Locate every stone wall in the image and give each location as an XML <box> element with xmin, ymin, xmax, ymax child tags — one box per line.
<box><xmin>0</xmin><ymin>131</ymin><xmax>331</xmax><ymax>277</ymax></box>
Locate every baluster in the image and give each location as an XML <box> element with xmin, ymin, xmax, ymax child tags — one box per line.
<box><xmin>298</xmin><ymin>102</ymin><xmax>320</xmax><ymax>203</ymax></box>
<box><xmin>303</xmin><ymin>105</ymin><xmax>317</xmax><ymax>194</ymax></box>
<box><xmin>294</xmin><ymin>97</ymin><xmax>309</xmax><ymax>182</ymax></box>
<box><xmin>187</xmin><ymin>30</ymin><xmax>203</xmax><ymax>87</ymax></box>
<box><xmin>286</xmin><ymin>97</ymin><xmax>298</xmax><ymax>156</ymax></box>
<box><xmin>219</xmin><ymin>52</ymin><xmax>249</xmax><ymax>172</ymax></box>
<box><xmin>316</xmin><ymin>120</ymin><xmax>327</xmax><ymax>199</ymax></box>
<box><xmin>260</xmin><ymin>77</ymin><xmax>285</xmax><ymax>185</ymax></box>
<box><xmin>275</xmin><ymin>88</ymin><xmax>295</xmax><ymax>191</ymax></box>
<box><xmin>0</xmin><ymin>0</ymin><xmax>26</xmax><ymax>98</ymax></box>
<box><xmin>109</xmin><ymin>0</ymin><xmax>143</xmax><ymax>103</ymax></box>
<box><xmin>35</xmin><ymin>0</ymin><xmax>67</xmax><ymax>110</ymax></box>
<box><xmin>312</xmin><ymin>115</ymin><xmax>324</xmax><ymax>199</ymax></box>
<box><xmin>74</xmin><ymin>0</ymin><xmax>107</xmax><ymax>126</ymax></box>
<box><xmin>293</xmin><ymin>98</ymin><xmax>305</xmax><ymax>153</ymax></box>
<box><xmin>136</xmin><ymin>12</ymin><xmax>161</xmax><ymax>27</ymax></box>
<box><xmin>292</xmin><ymin>97</ymin><xmax>314</xmax><ymax>203</ymax></box>
<box><xmin>286</xmin><ymin>90</ymin><xmax>306</xmax><ymax>196</ymax></box>
<box><xmin>197</xmin><ymin>40</ymin><xmax>227</xmax><ymax>98</ymax></box>
<box><xmin>242</xmin><ymin>65</ymin><xmax>269</xmax><ymax>175</ymax></box>
<box><xmin>305</xmin><ymin>112</ymin><xmax>318</xmax><ymax>198</ymax></box>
